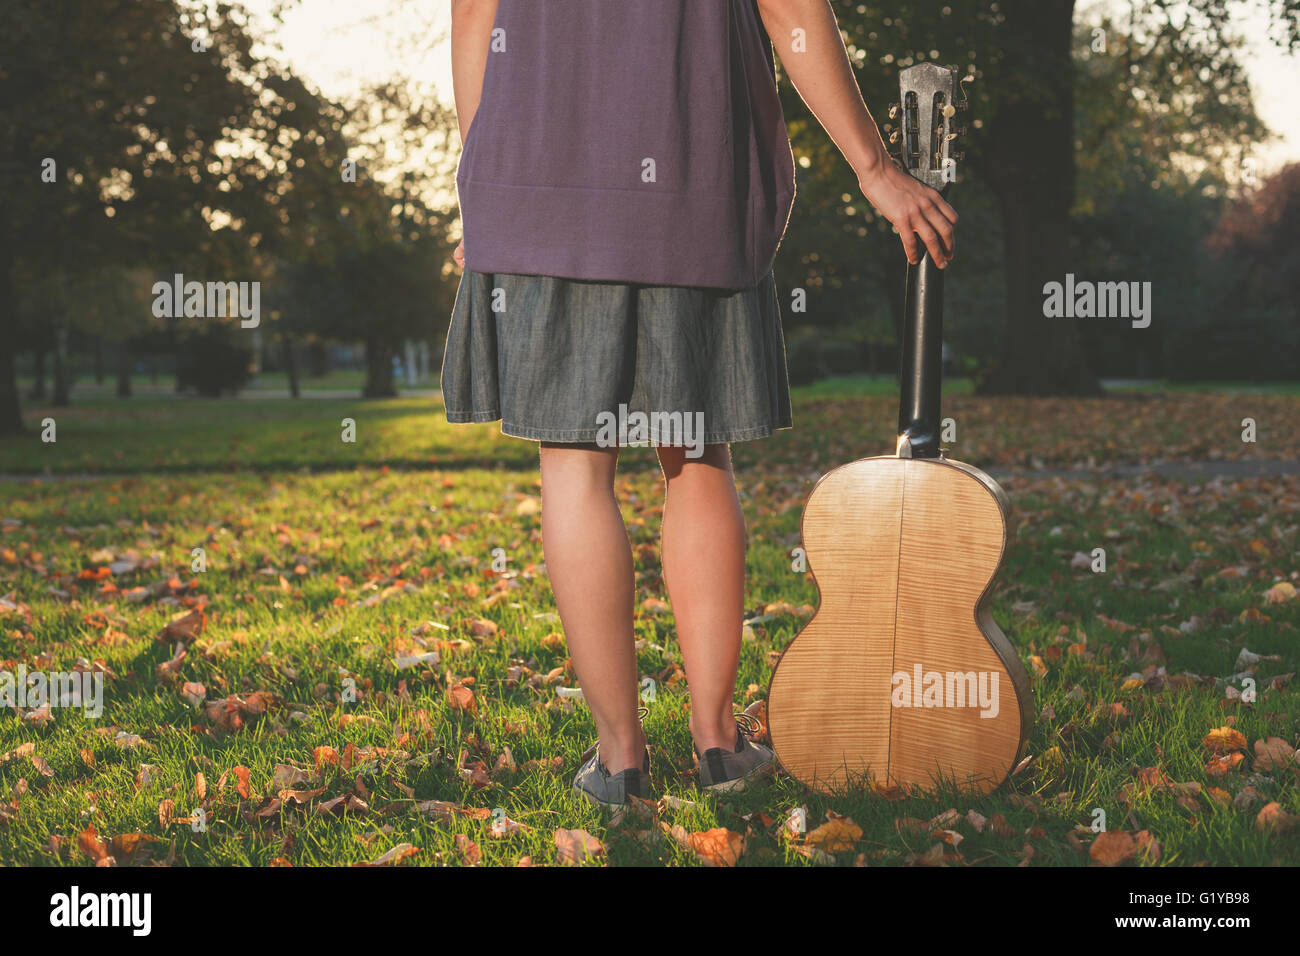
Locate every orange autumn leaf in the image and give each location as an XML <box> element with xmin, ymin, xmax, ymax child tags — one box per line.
<box><xmin>1136</xmin><ymin>766</ymin><xmax>1173</xmax><ymax>789</ymax></box>
<box><xmin>106</xmin><ymin>833</ymin><xmax>160</xmax><ymax>860</ymax></box>
<box><xmin>77</xmin><ymin>825</ymin><xmax>111</xmax><ymax>865</ymax></box>
<box><xmin>447</xmin><ymin>683</ymin><xmax>477</xmax><ymax>715</ymax></box>
<box><xmin>158</xmin><ymin>607</ymin><xmax>206</xmax><ymax>643</ymax></box>
<box><xmin>1205</xmin><ymin>786</ymin><xmax>1232</xmax><ymax>806</ymax></box>
<box><xmin>870</xmin><ymin>780</ymin><xmax>907</xmax><ymax>801</ymax></box>
<box><xmin>1090</xmin><ymin>830</ymin><xmax>1159</xmax><ymax>866</ymax></box>
<box><xmin>1254</xmin><ymin>802</ymin><xmax>1297</xmax><ymax>833</ymax></box>
<box><xmin>455</xmin><ymin>833</ymin><xmax>482</xmax><ymax>865</ymax></box>
<box><xmin>467</xmin><ymin>618</ymin><xmax>498</xmax><ymax>637</ymax></box>
<box><xmin>686</xmin><ymin>827</ymin><xmax>746</xmax><ymax>867</ymax></box>
<box><xmin>313</xmin><ymin>746</ymin><xmax>339</xmax><ymax>771</ymax></box>
<box><xmin>1205</xmin><ymin>753</ymin><xmax>1245</xmax><ymax>776</ymax></box>
<box><xmin>1202</xmin><ymin>727</ymin><xmax>1247</xmax><ymax>754</ymax></box>
<box><xmin>1263</xmin><ymin>581</ymin><xmax>1297</xmax><ymax>604</ymax></box>
<box><xmin>231</xmin><ymin>765</ymin><xmax>252</xmax><ymax>799</ymax></box>
<box><xmin>555</xmin><ymin>827</ymin><xmax>604</xmax><ymax>865</ymax></box>
<box><xmin>805</xmin><ymin>818</ymin><xmax>862</xmax><ymax>853</ymax></box>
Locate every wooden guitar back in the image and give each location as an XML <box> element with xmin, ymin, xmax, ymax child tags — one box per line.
<box><xmin>767</xmin><ymin>456</ymin><xmax>1032</xmax><ymax>795</ymax></box>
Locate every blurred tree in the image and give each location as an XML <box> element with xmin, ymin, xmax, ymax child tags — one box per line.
<box><xmin>1200</xmin><ymin>162</ymin><xmax>1300</xmax><ymax>378</ymax></box>
<box><xmin>0</xmin><ymin>0</ymin><xmax>356</xmax><ymax>431</ymax></box>
<box><xmin>774</xmin><ymin>0</ymin><xmax>1299</xmax><ymax>394</ymax></box>
<box><xmin>266</xmin><ymin>79</ymin><xmax>459</xmax><ymax>398</ymax></box>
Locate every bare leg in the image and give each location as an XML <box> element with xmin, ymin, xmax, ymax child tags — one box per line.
<box><xmin>538</xmin><ymin>441</ymin><xmax>645</xmax><ymax>774</ymax></box>
<box><xmin>656</xmin><ymin>443</ymin><xmax>747</xmax><ymax>753</ymax></box>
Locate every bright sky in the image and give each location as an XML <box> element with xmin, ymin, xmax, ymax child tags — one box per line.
<box><xmin>244</xmin><ymin>0</ymin><xmax>1300</xmax><ymax>175</ymax></box>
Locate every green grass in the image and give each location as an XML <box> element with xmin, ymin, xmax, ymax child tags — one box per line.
<box><xmin>0</xmin><ymin>394</ymin><xmax>1296</xmax><ymax>866</ymax></box>
<box><xmin>4</xmin><ymin>385</ymin><xmax>1298</xmax><ymax>476</ymax></box>
<box><xmin>17</xmin><ymin>369</ymin><xmax>396</xmax><ymax>394</ymax></box>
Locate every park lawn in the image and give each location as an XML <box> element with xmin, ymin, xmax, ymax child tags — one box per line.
<box><xmin>0</xmin><ymin>403</ymin><xmax>1296</xmax><ymax>866</ymax></box>
<box><xmin>1</xmin><ymin>387</ymin><xmax>1297</xmax><ymax>476</ymax></box>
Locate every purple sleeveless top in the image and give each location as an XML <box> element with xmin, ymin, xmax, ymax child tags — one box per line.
<box><xmin>455</xmin><ymin>0</ymin><xmax>796</xmax><ymax>291</ymax></box>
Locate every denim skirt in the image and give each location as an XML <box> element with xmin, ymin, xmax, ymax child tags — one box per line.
<box><xmin>439</xmin><ymin>270</ymin><xmax>793</xmax><ymax>445</ymax></box>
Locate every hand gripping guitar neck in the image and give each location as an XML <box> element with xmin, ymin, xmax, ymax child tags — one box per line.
<box><xmin>767</xmin><ymin>64</ymin><xmax>1033</xmax><ymax>795</ymax></box>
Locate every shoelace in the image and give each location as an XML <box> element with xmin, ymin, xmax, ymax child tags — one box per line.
<box><xmin>580</xmin><ymin>706</ymin><xmax>652</xmax><ymax>768</ymax></box>
<box><xmin>733</xmin><ymin>711</ymin><xmax>762</xmax><ymax>738</ymax></box>
<box><xmin>692</xmin><ymin>711</ymin><xmax>765</xmax><ymax>759</ymax></box>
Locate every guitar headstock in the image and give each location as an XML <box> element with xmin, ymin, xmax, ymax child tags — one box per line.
<box><xmin>884</xmin><ymin>63</ymin><xmax>970</xmax><ymax>191</ymax></box>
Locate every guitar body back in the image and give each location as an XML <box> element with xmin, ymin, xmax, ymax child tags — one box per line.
<box><xmin>767</xmin><ymin>455</ymin><xmax>1032</xmax><ymax>795</ymax></box>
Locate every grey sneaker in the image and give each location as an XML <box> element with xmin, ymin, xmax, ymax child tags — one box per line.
<box><xmin>572</xmin><ymin>745</ymin><xmax>652</xmax><ymax>808</ymax></box>
<box><xmin>695</xmin><ymin>713</ymin><xmax>775</xmax><ymax>792</ymax></box>
<box><xmin>572</xmin><ymin>707</ymin><xmax>653</xmax><ymax>808</ymax></box>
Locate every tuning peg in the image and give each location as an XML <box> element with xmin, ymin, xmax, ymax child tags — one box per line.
<box><xmin>888</xmin><ymin>103</ymin><xmax>901</xmax><ymax>120</ymax></box>
<box><xmin>942</xmin><ymin>104</ymin><xmax>957</xmax><ymax>119</ymax></box>
<box><xmin>889</xmin><ymin>130</ymin><xmax>901</xmax><ymax>144</ymax></box>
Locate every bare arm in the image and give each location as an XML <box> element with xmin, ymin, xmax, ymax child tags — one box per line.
<box><xmin>450</xmin><ymin>0</ymin><xmax>498</xmax><ymax>266</ymax></box>
<box><xmin>451</xmin><ymin>0</ymin><xmax>498</xmax><ymax>145</ymax></box>
<box><xmin>755</xmin><ymin>0</ymin><xmax>956</xmax><ymax>267</ymax></box>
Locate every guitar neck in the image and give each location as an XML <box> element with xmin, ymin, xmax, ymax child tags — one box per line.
<box><xmin>888</xmin><ymin>62</ymin><xmax>964</xmax><ymax>461</ymax></box>
<box><xmin>897</xmin><ymin>251</ymin><xmax>945</xmax><ymax>459</ymax></box>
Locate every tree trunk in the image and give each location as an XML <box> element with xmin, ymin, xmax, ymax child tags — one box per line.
<box><xmin>284</xmin><ymin>335</ymin><xmax>300</xmax><ymax>399</ymax></box>
<box><xmin>28</xmin><ymin>347</ymin><xmax>46</xmax><ymax>399</ymax></box>
<box><xmin>978</xmin><ymin>0</ymin><xmax>1102</xmax><ymax>397</ymax></box>
<box><xmin>0</xmin><ymin>258</ymin><xmax>24</xmax><ymax>436</ymax></box>
<box><xmin>115</xmin><ymin>343</ymin><xmax>133</xmax><ymax>398</ymax></box>
<box><xmin>363</xmin><ymin>335</ymin><xmax>396</xmax><ymax>397</ymax></box>
<box><xmin>308</xmin><ymin>342</ymin><xmax>328</xmax><ymax>377</ymax></box>
<box><xmin>52</xmin><ymin>323</ymin><xmax>71</xmax><ymax>406</ymax></box>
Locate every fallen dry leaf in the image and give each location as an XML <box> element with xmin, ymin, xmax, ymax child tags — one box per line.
<box><xmin>555</xmin><ymin>827</ymin><xmax>604</xmax><ymax>865</ymax></box>
<box><xmin>1205</xmin><ymin>753</ymin><xmax>1245</xmax><ymax>776</ymax></box>
<box><xmin>447</xmin><ymin>683</ymin><xmax>477</xmax><ymax>715</ymax></box>
<box><xmin>1253</xmin><ymin>737</ymin><xmax>1298</xmax><ymax>773</ymax></box>
<box><xmin>455</xmin><ymin>833</ymin><xmax>482</xmax><ymax>865</ymax></box>
<box><xmin>1202</xmin><ymin>727</ymin><xmax>1248</xmax><ymax>754</ymax></box>
<box><xmin>1255</xmin><ymin>802</ymin><xmax>1297</xmax><ymax>833</ymax></box>
<box><xmin>77</xmin><ymin>825</ymin><xmax>112</xmax><ymax>866</ymax></box>
<box><xmin>805</xmin><ymin>818</ymin><xmax>862</xmax><ymax>854</ymax></box>
<box><xmin>1089</xmin><ymin>830</ymin><xmax>1155</xmax><ymax>866</ymax></box>
<box><xmin>1263</xmin><ymin>582</ymin><xmax>1297</xmax><ymax>604</ymax></box>
<box><xmin>680</xmin><ymin>826</ymin><xmax>746</xmax><ymax>867</ymax></box>
<box><xmin>271</xmin><ymin>764</ymin><xmax>309</xmax><ymax>789</ymax></box>
<box><xmin>353</xmin><ymin>843</ymin><xmax>419</xmax><ymax>867</ymax></box>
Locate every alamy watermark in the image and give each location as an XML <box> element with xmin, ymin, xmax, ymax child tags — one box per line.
<box><xmin>1</xmin><ymin>665</ymin><xmax>104</xmax><ymax>718</ymax></box>
<box><xmin>49</xmin><ymin>886</ymin><xmax>150</xmax><ymax>936</ymax></box>
<box><xmin>891</xmin><ymin>664</ymin><xmax>1000</xmax><ymax>719</ymax></box>
<box><xmin>594</xmin><ymin>404</ymin><xmax>706</xmax><ymax>459</ymax></box>
<box><xmin>1043</xmin><ymin>274</ymin><xmax>1151</xmax><ymax>329</ymax></box>
<box><xmin>151</xmin><ymin>272</ymin><xmax>260</xmax><ymax>328</ymax></box>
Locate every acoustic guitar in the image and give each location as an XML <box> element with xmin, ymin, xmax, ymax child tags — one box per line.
<box><xmin>767</xmin><ymin>63</ymin><xmax>1032</xmax><ymax>796</ymax></box>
